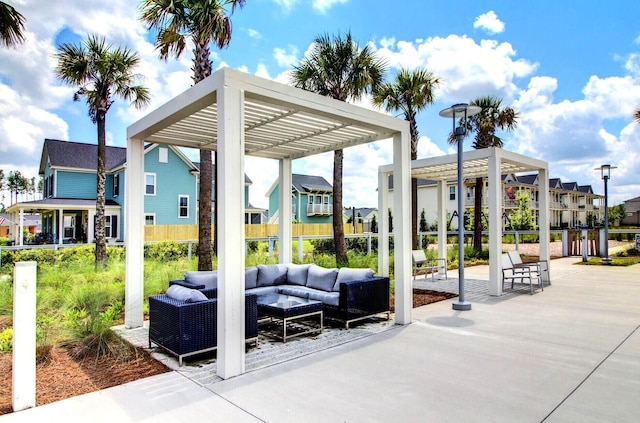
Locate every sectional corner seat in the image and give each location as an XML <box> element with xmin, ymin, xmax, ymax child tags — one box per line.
<box><xmin>172</xmin><ymin>263</ymin><xmax>390</xmax><ymax>329</ymax></box>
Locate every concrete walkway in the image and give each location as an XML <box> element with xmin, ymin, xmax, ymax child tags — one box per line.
<box><xmin>3</xmin><ymin>257</ymin><xmax>639</xmax><ymax>422</ymax></box>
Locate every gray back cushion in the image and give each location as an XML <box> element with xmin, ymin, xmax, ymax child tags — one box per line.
<box><xmin>257</xmin><ymin>264</ymin><xmax>288</xmax><ymax>287</ymax></box>
<box><xmin>286</xmin><ymin>263</ymin><xmax>311</xmax><ymax>286</ymax></box>
<box><xmin>166</xmin><ymin>285</ymin><xmax>209</xmax><ymax>303</ymax></box>
<box><xmin>306</xmin><ymin>264</ymin><xmax>338</xmax><ymax>292</ymax></box>
<box><xmin>333</xmin><ymin>268</ymin><xmax>375</xmax><ymax>291</ymax></box>
<box><xmin>184</xmin><ymin>271</ymin><xmax>218</xmax><ymax>290</ymax></box>
<box><xmin>245</xmin><ymin>267</ymin><xmax>258</xmax><ymax>289</ymax></box>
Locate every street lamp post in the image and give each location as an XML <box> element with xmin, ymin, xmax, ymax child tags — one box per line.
<box><xmin>439</xmin><ymin>104</ymin><xmax>481</xmax><ymax>311</ymax></box>
<box><xmin>595</xmin><ymin>164</ymin><xmax>616</xmax><ymax>264</ymax></box>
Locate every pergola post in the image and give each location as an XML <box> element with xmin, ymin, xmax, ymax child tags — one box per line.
<box><xmin>437</xmin><ymin>180</ymin><xmax>447</xmax><ymax>260</ymax></box>
<box><xmin>278</xmin><ymin>159</ymin><xmax>292</xmax><ymax>264</ymax></box>
<box><xmin>488</xmin><ymin>154</ymin><xmax>502</xmax><ymax>296</ymax></box>
<box><xmin>124</xmin><ymin>137</ymin><xmax>145</xmax><ymax>329</ymax></box>
<box><xmin>393</xmin><ymin>131</ymin><xmax>411</xmax><ymax>325</ymax></box>
<box><xmin>538</xmin><ymin>167</ymin><xmax>550</xmax><ymax>281</ymax></box>
<box><xmin>378</xmin><ymin>169</ymin><xmax>389</xmax><ymax>277</ymax></box>
<box><xmin>217</xmin><ymin>84</ymin><xmax>246</xmax><ymax>379</ymax></box>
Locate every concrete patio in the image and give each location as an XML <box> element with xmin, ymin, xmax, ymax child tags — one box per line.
<box><xmin>3</xmin><ymin>256</ymin><xmax>639</xmax><ymax>422</ymax></box>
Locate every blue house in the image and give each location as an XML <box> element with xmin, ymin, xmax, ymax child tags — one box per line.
<box><xmin>6</xmin><ymin>139</ymin><xmax>263</xmax><ymax>244</ymax></box>
<box><xmin>266</xmin><ymin>174</ymin><xmax>333</xmax><ymax>223</ymax></box>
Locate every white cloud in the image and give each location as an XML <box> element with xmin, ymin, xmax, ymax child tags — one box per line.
<box><xmin>473</xmin><ymin>11</ymin><xmax>505</xmax><ymax>34</ymax></box>
<box><xmin>247</xmin><ymin>28</ymin><xmax>263</xmax><ymax>40</ymax></box>
<box><xmin>272</xmin><ymin>0</ymin><xmax>299</xmax><ymax>12</ymax></box>
<box><xmin>273</xmin><ymin>45</ymin><xmax>299</xmax><ymax>68</ymax></box>
<box><xmin>312</xmin><ymin>0</ymin><xmax>348</xmax><ymax>14</ymax></box>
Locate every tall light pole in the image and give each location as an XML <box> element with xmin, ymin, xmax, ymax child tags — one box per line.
<box><xmin>595</xmin><ymin>164</ymin><xmax>616</xmax><ymax>264</ymax></box>
<box><xmin>439</xmin><ymin>104</ymin><xmax>481</xmax><ymax>311</ymax></box>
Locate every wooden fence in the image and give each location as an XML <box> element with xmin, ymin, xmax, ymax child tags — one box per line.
<box><xmin>144</xmin><ymin>223</ymin><xmax>364</xmax><ymax>242</ymax></box>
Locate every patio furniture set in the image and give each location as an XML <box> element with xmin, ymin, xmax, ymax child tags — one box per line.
<box><xmin>148</xmin><ymin>263</ymin><xmax>390</xmax><ymax>365</ymax></box>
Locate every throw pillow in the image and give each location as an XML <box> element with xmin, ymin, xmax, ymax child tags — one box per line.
<box><xmin>184</xmin><ymin>271</ymin><xmax>218</xmax><ymax>290</ymax></box>
<box><xmin>306</xmin><ymin>264</ymin><xmax>338</xmax><ymax>292</ymax></box>
<box><xmin>286</xmin><ymin>263</ymin><xmax>311</xmax><ymax>286</ymax></box>
<box><xmin>245</xmin><ymin>267</ymin><xmax>259</xmax><ymax>289</ymax></box>
<box><xmin>256</xmin><ymin>264</ymin><xmax>288</xmax><ymax>287</ymax></box>
<box><xmin>166</xmin><ymin>285</ymin><xmax>208</xmax><ymax>303</ymax></box>
<box><xmin>333</xmin><ymin>267</ymin><xmax>374</xmax><ymax>291</ymax></box>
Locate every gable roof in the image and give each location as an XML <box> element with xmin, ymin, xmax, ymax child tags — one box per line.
<box><xmin>39</xmin><ymin>139</ymin><xmax>127</xmax><ymax>174</ymax></box>
<box><xmin>292</xmin><ymin>174</ymin><xmax>332</xmax><ymax>193</ymax></box>
<box><xmin>562</xmin><ymin>182</ymin><xmax>579</xmax><ymax>191</ymax></box>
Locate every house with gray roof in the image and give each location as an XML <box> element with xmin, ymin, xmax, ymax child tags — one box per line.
<box><xmin>266</xmin><ymin>174</ymin><xmax>333</xmax><ymax>223</ymax></box>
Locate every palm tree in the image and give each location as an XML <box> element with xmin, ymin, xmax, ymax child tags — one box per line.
<box><xmin>634</xmin><ymin>108</ymin><xmax>640</xmax><ymax>123</ymax></box>
<box><xmin>449</xmin><ymin>95</ymin><xmax>518</xmax><ymax>252</ymax></box>
<box><xmin>291</xmin><ymin>31</ymin><xmax>387</xmax><ymax>267</ymax></box>
<box><xmin>140</xmin><ymin>0</ymin><xmax>246</xmax><ymax>271</ymax></box>
<box><xmin>55</xmin><ymin>34</ymin><xmax>150</xmax><ymax>268</ymax></box>
<box><xmin>373</xmin><ymin>68</ymin><xmax>441</xmax><ymax>249</ymax></box>
<box><xmin>0</xmin><ymin>1</ymin><xmax>25</xmax><ymax>47</ymax></box>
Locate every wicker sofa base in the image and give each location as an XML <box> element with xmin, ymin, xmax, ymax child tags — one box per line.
<box><xmin>149</xmin><ymin>336</ymin><xmax>258</xmax><ymax>367</ymax></box>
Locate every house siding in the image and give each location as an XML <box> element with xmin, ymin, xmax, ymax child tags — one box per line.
<box><xmin>56</xmin><ymin>170</ymin><xmax>96</xmax><ymax>198</ymax></box>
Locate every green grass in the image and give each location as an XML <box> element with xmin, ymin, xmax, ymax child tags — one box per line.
<box><xmin>577</xmin><ymin>257</ymin><xmax>640</xmax><ymax>266</ymax></box>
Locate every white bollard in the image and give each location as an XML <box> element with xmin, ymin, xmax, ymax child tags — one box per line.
<box><xmin>12</xmin><ymin>261</ymin><xmax>37</xmax><ymax>412</ymax></box>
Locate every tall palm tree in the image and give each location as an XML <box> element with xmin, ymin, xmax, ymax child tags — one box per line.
<box><xmin>449</xmin><ymin>95</ymin><xmax>518</xmax><ymax>252</ymax></box>
<box><xmin>292</xmin><ymin>31</ymin><xmax>387</xmax><ymax>267</ymax></box>
<box><xmin>373</xmin><ymin>68</ymin><xmax>441</xmax><ymax>249</ymax></box>
<box><xmin>634</xmin><ymin>108</ymin><xmax>640</xmax><ymax>123</ymax></box>
<box><xmin>140</xmin><ymin>0</ymin><xmax>245</xmax><ymax>271</ymax></box>
<box><xmin>0</xmin><ymin>1</ymin><xmax>25</xmax><ymax>47</ymax></box>
<box><xmin>55</xmin><ymin>34</ymin><xmax>150</xmax><ymax>268</ymax></box>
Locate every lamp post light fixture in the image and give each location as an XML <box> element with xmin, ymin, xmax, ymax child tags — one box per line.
<box><xmin>439</xmin><ymin>103</ymin><xmax>482</xmax><ymax>311</ymax></box>
<box><xmin>595</xmin><ymin>164</ymin><xmax>617</xmax><ymax>264</ymax></box>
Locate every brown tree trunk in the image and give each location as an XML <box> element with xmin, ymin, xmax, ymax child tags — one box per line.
<box><xmin>410</xmin><ymin>115</ymin><xmax>419</xmax><ymax>250</ymax></box>
<box><xmin>95</xmin><ymin>107</ymin><xmax>107</xmax><ymax>269</ymax></box>
<box><xmin>198</xmin><ymin>149</ymin><xmax>213</xmax><ymax>271</ymax></box>
<box><xmin>473</xmin><ymin>177</ymin><xmax>483</xmax><ymax>251</ymax></box>
<box><xmin>333</xmin><ymin>149</ymin><xmax>349</xmax><ymax>267</ymax></box>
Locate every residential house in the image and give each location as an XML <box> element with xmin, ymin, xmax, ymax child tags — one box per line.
<box><xmin>6</xmin><ymin>139</ymin><xmax>263</xmax><ymax>245</ymax></box>
<box><xmin>386</xmin><ymin>173</ymin><xmax>603</xmax><ymax>230</ymax></box>
<box><xmin>344</xmin><ymin>207</ymin><xmax>378</xmax><ymax>233</ymax></box>
<box><xmin>266</xmin><ymin>174</ymin><xmax>333</xmax><ymax>223</ymax></box>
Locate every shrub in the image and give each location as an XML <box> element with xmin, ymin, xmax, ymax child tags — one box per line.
<box><xmin>0</xmin><ymin>328</ymin><xmax>12</xmax><ymax>352</ymax></box>
<box><xmin>145</xmin><ymin>240</ymin><xmax>188</xmax><ymax>261</ymax></box>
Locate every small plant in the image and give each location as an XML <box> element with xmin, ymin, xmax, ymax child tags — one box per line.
<box><xmin>0</xmin><ymin>328</ymin><xmax>12</xmax><ymax>352</ymax></box>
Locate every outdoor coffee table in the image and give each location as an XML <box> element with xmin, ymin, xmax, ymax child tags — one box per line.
<box><xmin>256</xmin><ymin>294</ymin><xmax>323</xmax><ymax>342</ymax></box>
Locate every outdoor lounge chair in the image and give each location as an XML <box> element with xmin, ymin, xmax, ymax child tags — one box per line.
<box><xmin>412</xmin><ymin>250</ymin><xmax>447</xmax><ymax>282</ymax></box>
<box><xmin>507</xmin><ymin>250</ymin><xmax>550</xmax><ymax>286</ymax></box>
<box><xmin>501</xmin><ymin>253</ymin><xmax>542</xmax><ymax>295</ymax></box>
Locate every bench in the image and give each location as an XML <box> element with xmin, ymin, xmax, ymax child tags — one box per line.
<box><xmin>507</xmin><ymin>251</ymin><xmax>550</xmax><ymax>286</ymax></box>
<box><xmin>501</xmin><ymin>253</ymin><xmax>543</xmax><ymax>295</ymax></box>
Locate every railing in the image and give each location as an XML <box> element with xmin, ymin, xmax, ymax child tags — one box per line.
<box><xmin>306</xmin><ymin>204</ymin><xmax>332</xmax><ymax>215</ymax></box>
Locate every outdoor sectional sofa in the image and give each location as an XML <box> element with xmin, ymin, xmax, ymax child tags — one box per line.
<box><xmin>170</xmin><ymin>263</ymin><xmax>391</xmax><ymax>328</ymax></box>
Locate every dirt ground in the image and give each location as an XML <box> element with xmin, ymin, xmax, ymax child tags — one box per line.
<box><xmin>0</xmin><ymin>289</ymin><xmax>453</xmax><ymax>415</ymax></box>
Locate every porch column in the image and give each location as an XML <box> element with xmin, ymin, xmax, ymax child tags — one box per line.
<box><xmin>278</xmin><ymin>159</ymin><xmax>292</xmax><ymax>264</ymax></box>
<box><xmin>18</xmin><ymin>209</ymin><xmax>24</xmax><ymax>246</ymax></box>
<box><xmin>487</xmin><ymin>154</ymin><xmax>502</xmax><ymax>295</ymax></box>
<box><xmin>538</xmin><ymin>166</ymin><xmax>551</xmax><ymax>282</ymax></box>
<box><xmin>57</xmin><ymin>208</ymin><xmax>63</xmax><ymax>245</ymax></box>
<box><xmin>377</xmin><ymin>169</ymin><xmax>389</xmax><ymax>276</ymax></box>
<box><xmin>217</xmin><ymin>83</ymin><xmax>245</xmax><ymax>379</ymax></box>
<box><xmin>125</xmin><ymin>137</ymin><xmax>145</xmax><ymax>329</ymax></box>
<box><xmin>437</xmin><ymin>180</ymin><xmax>447</xmax><ymax>260</ymax></box>
<box><xmin>87</xmin><ymin>210</ymin><xmax>95</xmax><ymax>243</ymax></box>
<box><xmin>393</xmin><ymin>130</ymin><xmax>411</xmax><ymax>325</ymax></box>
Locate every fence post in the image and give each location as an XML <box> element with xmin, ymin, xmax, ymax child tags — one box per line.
<box><xmin>515</xmin><ymin>231</ymin><xmax>520</xmax><ymax>252</ymax></box>
<box><xmin>12</xmin><ymin>261</ymin><xmax>37</xmax><ymax>412</ymax></box>
<box><xmin>562</xmin><ymin>230</ymin><xmax>568</xmax><ymax>257</ymax></box>
<box><xmin>188</xmin><ymin>241</ymin><xmax>192</xmax><ymax>261</ymax></box>
<box><xmin>367</xmin><ymin>233</ymin><xmax>372</xmax><ymax>255</ymax></box>
<box><xmin>298</xmin><ymin>236</ymin><xmax>303</xmax><ymax>262</ymax></box>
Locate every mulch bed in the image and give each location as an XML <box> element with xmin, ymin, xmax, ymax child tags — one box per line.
<box><xmin>389</xmin><ymin>289</ymin><xmax>458</xmax><ymax>313</ymax></box>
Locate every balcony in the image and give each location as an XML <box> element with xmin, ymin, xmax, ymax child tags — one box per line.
<box><xmin>307</xmin><ymin>204</ymin><xmax>332</xmax><ymax>216</ymax></box>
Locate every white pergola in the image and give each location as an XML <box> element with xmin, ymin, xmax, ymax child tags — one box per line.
<box><xmin>125</xmin><ymin>67</ymin><xmax>412</xmax><ymax>379</ymax></box>
<box><xmin>379</xmin><ymin>147</ymin><xmax>550</xmax><ymax>296</ymax></box>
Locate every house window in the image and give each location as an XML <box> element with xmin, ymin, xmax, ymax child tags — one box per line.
<box><xmin>449</xmin><ymin>186</ymin><xmax>455</xmax><ymax>200</ymax></box>
<box><xmin>105</xmin><ymin>215</ymin><xmax>118</xmax><ymax>238</ymax></box>
<box><xmin>159</xmin><ymin>147</ymin><xmax>168</xmax><ymax>163</ymax></box>
<box><xmin>113</xmin><ymin>173</ymin><xmax>120</xmax><ymax>197</ymax></box>
<box><xmin>145</xmin><ymin>214</ymin><xmax>155</xmax><ymax>225</ymax></box>
<box><xmin>178</xmin><ymin>195</ymin><xmax>189</xmax><ymax>218</ymax></box>
<box><xmin>145</xmin><ymin>173</ymin><xmax>156</xmax><ymax>195</ymax></box>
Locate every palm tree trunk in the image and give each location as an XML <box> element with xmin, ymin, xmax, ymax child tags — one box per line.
<box><xmin>333</xmin><ymin>149</ymin><xmax>349</xmax><ymax>267</ymax></box>
<box><xmin>95</xmin><ymin>108</ymin><xmax>107</xmax><ymax>269</ymax></box>
<box><xmin>473</xmin><ymin>177</ymin><xmax>483</xmax><ymax>251</ymax></box>
<box><xmin>198</xmin><ymin>149</ymin><xmax>212</xmax><ymax>271</ymax></box>
<box><xmin>410</xmin><ymin>117</ymin><xmax>419</xmax><ymax>250</ymax></box>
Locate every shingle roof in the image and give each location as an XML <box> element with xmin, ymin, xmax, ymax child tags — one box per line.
<box><xmin>292</xmin><ymin>174</ymin><xmax>332</xmax><ymax>193</ymax></box>
<box><xmin>44</xmin><ymin>139</ymin><xmax>127</xmax><ymax>172</ymax></box>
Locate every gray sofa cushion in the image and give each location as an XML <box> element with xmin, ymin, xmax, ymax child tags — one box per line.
<box><xmin>245</xmin><ymin>267</ymin><xmax>258</xmax><ymax>289</ymax></box>
<box><xmin>257</xmin><ymin>264</ymin><xmax>288</xmax><ymax>287</ymax></box>
<box><xmin>306</xmin><ymin>290</ymin><xmax>339</xmax><ymax>307</ymax></box>
<box><xmin>184</xmin><ymin>270</ymin><xmax>218</xmax><ymax>290</ymax></box>
<box><xmin>333</xmin><ymin>268</ymin><xmax>375</xmax><ymax>291</ymax></box>
<box><xmin>306</xmin><ymin>264</ymin><xmax>338</xmax><ymax>292</ymax></box>
<box><xmin>247</xmin><ymin>286</ymin><xmax>279</xmax><ymax>296</ymax></box>
<box><xmin>286</xmin><ymin>263</ymin><xmax>311</xmax><ymax>286</ymax></box>
<box><xmin>277</xmin><ymin>285</ymin><xmax>311</xmax><ymax>299</ymax></box>
<box><xmin>166</xmin><ymin>285</ymin><xmax>209</xmax><ymax>303</ymax></box>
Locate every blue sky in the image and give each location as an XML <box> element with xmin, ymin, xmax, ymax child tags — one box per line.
<box><xmin>1</xmin><ymin>0</ymin><xmax>640</xmax><ymax>210</ymax></box>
